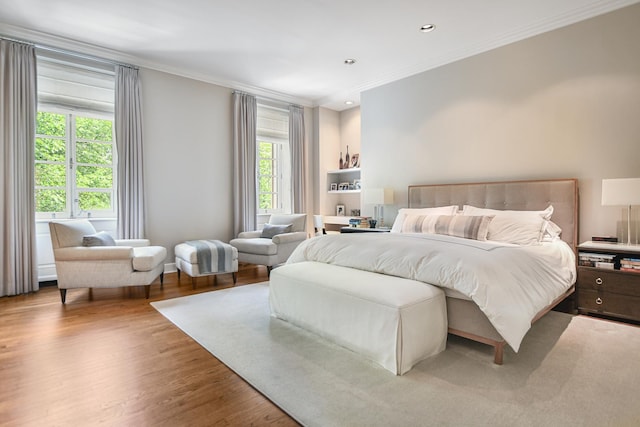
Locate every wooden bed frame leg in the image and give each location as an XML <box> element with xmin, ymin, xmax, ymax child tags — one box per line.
<box><xmin>493</xmin><ymin>342</ymin><xmax>505</xmax><ymax>365</ymax></box>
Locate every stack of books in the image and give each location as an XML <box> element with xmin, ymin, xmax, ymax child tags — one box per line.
<box><xmin>348</xmin><ymin>217</ymin><xmax>371</xmax><ymax>228</ymax></box>
<box><xmin>620</xmin><ymin>258</ymin><xmax>640</xmax><ymax>273</ymax></box>
<box><xmin>578</xmin><ymin>252</ymin><xmax>615</xmax><ymax>269</ymax></box>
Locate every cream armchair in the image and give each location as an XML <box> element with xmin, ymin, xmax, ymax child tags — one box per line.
<box><xmin>49</xmin><ymin>220</ymin><xmax>167</xmax><ymax>303</ymax></box>
<box><xmin>229</xmin><ymin>213</ymin><xmax>307</xmax><ymax>275</ymax></box>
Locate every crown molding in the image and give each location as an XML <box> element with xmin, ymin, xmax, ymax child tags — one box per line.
<box><xmin>0</xmin><ymin>23</ymin><xmax>315</xmax><ymax>109</ymax></box>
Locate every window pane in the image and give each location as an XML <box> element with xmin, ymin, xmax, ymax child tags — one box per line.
<box><xmin>76</xmin><ymin>117</ymin><xmax>113</xmax><ymax>141</ymax></box>
<box><xmin>35</xmin><ymin>138</ymin><xmax>66</xmax><ymax>162</ymax></box>
<box><xmin>35</xmin><ymin>163</ymin><xmax>66</xmax><ymax>187</ymax></box>
<box><xmin>76</xmin><ymin>166</ymin><xmax>113</xmax><ymax>188</ymax></box>
<box><xmin>76</xmin><ymin>141</ymin><xmax>112</xmax><ymax>165</ymax></box>
<box><xmin>36</xmin><ymin>111</ymin><xmax>66</xmax><ymax>137</ymax></box>
<box><xmin>36</xmin><ymin>189</ymin><xmax>66</xmax><ymax>212</ymax></box>
<box><xmin>78</xmin><ymin>191</ymin><xmax>112</xmax><ymax>211</ymax></box>
<box><xmin>259</xmin><ymin>192</ymin><xmax>274</xmax><ymax>210</ymax></box>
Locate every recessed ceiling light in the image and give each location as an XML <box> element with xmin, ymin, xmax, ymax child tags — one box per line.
<box><xmin>420</xmin><ymin>24</ymin><xmax>436</xmax><ymax>33</ymax></box>
<box><xmin>344</xmin><ymin>58</ymin><xmax>356</xmax><ymax>65</ymax></box>
<box><xmin>345</xmin><ymin>100</ymin><xmax>354</xmax><ymax>105</ymax></box>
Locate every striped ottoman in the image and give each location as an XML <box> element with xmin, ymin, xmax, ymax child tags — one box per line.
<box><xmin>174</xmin><ymin>240</ymin><xmax>238</xmax><ymax>288</ymax></box>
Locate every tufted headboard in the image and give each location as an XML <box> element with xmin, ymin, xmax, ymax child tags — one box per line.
<box><xmin>408</xmin><ymin>178</ymin><xmax>578</xmax><ymax>250</ymax></box>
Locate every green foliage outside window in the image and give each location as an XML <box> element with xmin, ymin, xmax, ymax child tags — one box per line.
<box><xmin>258</xmin><ymin>141</ymin><xmax>278</xmax><ymax>210</ymax></box>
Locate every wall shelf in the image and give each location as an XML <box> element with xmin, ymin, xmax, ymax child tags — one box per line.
<box><xmin>328</xmin><ymin>190</ymin><xmax>360</xmax><ymax>194</ymax></box>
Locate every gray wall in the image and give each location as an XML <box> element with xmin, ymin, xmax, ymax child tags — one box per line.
<box><xmin>141</xmin><ymin>68</ymin><xmax>234</xmax><ymax>266</ymax></box>
<box><xmin>361</xmin><ymin>4</ymin><xmax>640</xmax><ymax>243</ymax></box>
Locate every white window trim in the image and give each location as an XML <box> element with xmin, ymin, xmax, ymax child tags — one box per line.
<box><xmin>35</xmin><ymin>108</ymin><xmax>117</xmax><ymax>220</ymax></box>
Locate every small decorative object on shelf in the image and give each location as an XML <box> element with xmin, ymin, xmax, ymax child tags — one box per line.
<box><xmin>351</xmin><ymin>153</ymin><xmax>359</xmax><ymax>168</ymax></box>
<box><xmin>336</xmin><ymin>204</ymin><xmax>345</xmax><ymax>216</ymax></box>
<box><xmin>345</xmin><ymin>146</ymin><xmax>350</xmax><ymax>168</ymax></box>
<box><xmin>339</xmin><ymin>152</ymin><xmax>343</xmax><ymax>170</ymax></box>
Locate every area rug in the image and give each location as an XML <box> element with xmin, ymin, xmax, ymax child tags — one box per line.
<box><xmin>151</xmin><ymin>283</ymin><xmax>640</xmax><ymax>427</ymax></box>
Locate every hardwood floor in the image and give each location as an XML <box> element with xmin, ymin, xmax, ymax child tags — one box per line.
<box><xmin>0</xmin><ymin>265</ymin><xmax>299</xmax><ymax>427</ymax></box>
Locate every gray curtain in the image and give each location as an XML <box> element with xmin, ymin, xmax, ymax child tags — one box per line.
<box><xmin>289</xmin><ymin>105</ymin><xmax>306</xmax><ymax>213</ymax></box>
<box><xmin>0</xmin><ymin>40</ymin><xmax>38</xmax><ymax>296</ymax></box>
<box><xmin>232</xmin><ymin>92</ymin><xmax>257</xmax><ymax>236</ymax></box>
<box><xmin>115</xmin><ymin>65</ymin><xmax>145</xmax><ymax>239</ymax></box>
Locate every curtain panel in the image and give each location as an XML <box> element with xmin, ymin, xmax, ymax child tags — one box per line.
<box><xmin>115</xmin><ymin>65</ymin><xmax>145</xmax><ymax>239</ymax></box>
<box><xmin>0</xmin><ymin>40</ymin><xmax>38</xmax><ymax>296</ymax></box>
<box><xmin>289</xmin><ymin>105</ymin><xmax>306</xmax><ymax>214</ymax></box>
<box><xmin>232</xmin><ymin>92</ymin><xmax>257</xmax><ymax>236</ymax></box>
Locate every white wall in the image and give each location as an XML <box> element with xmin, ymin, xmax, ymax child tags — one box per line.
<box><xmin>141</xmin><ymin>68</ymin><xmax>234</xmax><ymax>267</ymax></box>
<box><xmin>360</xmin><ymin>4</ymin><xmax>640</xmax><ymax>242</ymax></box>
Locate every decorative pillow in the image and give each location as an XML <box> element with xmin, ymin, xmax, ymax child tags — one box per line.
<box><xmin>461</xmin><ymin>205</ymin><xmax>554</xmax><ymax>245</ymax></box>
<box><xmin>391</xmin><ymin>206</ymin><xmax>459</xmax><ymax>233</ymax></box>
<box><xmin>260</xmin><ymin>223</ymin><xmax>292</xmax><ymax>239</ymax></box>
<box><xmin>82</xmin><ymin>231</ymin><xmax>116</xmax><ymax>247</ymax></box>
<box><xmin>542</xmin><ymin>220</ymin><xmax>562</xmax><ymax>242</ymax></box>
<box><xmin>400</xmin><ymin>214</ymin><xmax>494</xmax><ymax>241</ymax></box>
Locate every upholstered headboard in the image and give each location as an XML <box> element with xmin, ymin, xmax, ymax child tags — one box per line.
<box><xmin>408</xmin><ymin>178</ymin><xmax>578</xmax><ymax>249</ymax></box>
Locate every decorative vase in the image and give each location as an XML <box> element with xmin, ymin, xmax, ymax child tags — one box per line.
<box><xmin>345</xmin><ymin>146</ymin><xmax>350</xmax><ymax>169</ymax></box>
<box><xmin>339</xmin><ymin>152</ymin><xmax>344</xmax><ymax>169</ymax></box>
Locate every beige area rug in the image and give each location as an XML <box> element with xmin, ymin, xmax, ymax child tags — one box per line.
<box><xmin>151</xmin><ymin>283</ymin><xmax>640</xmax><ymax>427</ymax></box>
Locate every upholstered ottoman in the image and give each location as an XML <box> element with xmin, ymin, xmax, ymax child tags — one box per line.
<box><xmin>175</xmin><ymin>240</ymin><xmax>238</xmax><ymax>288</ymax></box>
<box><xmin>270</xmin><ymin>261</ymin><xmax>448</xmax><ymax>375</ymax></box>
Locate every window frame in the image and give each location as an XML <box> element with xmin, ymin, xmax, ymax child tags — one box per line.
<box><xmin>35</xmin><ymin>107</ymin><xmax>117</xmax><ymax>220</ymax></box>
<box><xmin>256</xmin><ymin>104</ymin><xmax>291</xmax><ymax>215</ymax></box>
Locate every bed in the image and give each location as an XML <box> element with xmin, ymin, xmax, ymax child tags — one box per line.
<box><xmin>271</xmin><ymin>178</ymin><xmax>578</xmax><ymax>369</ymax></box>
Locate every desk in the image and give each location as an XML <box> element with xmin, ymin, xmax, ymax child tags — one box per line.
<box><xmin>340</xmin><ymin>227</ymin><xmax>391</xmax><ymax>233</ymax></box>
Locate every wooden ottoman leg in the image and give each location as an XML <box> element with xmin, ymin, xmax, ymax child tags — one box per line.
<box><xmin>232</xmin><ymin>272</ymin><xmax>237</xmax><ymax>285</ymax></box>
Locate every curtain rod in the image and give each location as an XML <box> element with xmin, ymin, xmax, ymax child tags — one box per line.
<box><xmin>1</xmin><ymin>34</ymin><xmax>138</xmax><ymax>70</ymax></box>
<box><xmin>233</xmin><ymin>90</ymin><xmax>304</xmax><ymax>110</ymax></box>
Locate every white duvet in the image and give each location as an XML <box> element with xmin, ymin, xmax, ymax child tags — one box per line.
<box><xmin>287</xmin><ymin>233</ymin><xmax>576</xmax><ymax>352</ymax></box>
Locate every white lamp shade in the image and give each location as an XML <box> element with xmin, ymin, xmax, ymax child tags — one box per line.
<box><xmin>601</xmin><ymin>178</ymin><xmax>640</xmax><ymax>206</ymax></box>
<box><xmin>364</xmin><ymin>188</ymin><xmax>394</xmax><ymax>205</ymax></box>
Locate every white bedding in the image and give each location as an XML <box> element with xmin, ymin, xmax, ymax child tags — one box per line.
<box><xmin>287</xmin><ymin>233</ymin><xmax>576</xmax><ymax>352</ymax></box>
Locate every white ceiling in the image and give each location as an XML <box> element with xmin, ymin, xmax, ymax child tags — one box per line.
<box><xmin>1</xmin><ymin>0</ymin><xmax>638</xmax><ymax>111</ymax></box>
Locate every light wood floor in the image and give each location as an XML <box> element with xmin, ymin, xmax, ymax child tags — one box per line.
<box><xmin>0</xmin><ymin>265</ymin><xmax>299</xmax><ymax>427</ymax></box>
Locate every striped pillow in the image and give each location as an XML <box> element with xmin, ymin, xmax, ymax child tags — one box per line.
<box><xmin>400</xmin><ymin>214</ymin><xmax>494</xmax><ymax>241</ymax></box>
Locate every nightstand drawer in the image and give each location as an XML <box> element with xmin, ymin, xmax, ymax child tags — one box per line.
<box><xmin>577</xmin><ymin>269</ymin><xmax>640</xmax><ymax>297</ymax></box>
<box><xmin>578</xmin><ymin>289</ymin><xmax>640</xmax><ymax>320</ymax></box>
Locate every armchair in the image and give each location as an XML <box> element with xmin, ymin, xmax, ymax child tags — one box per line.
<box><xmin>49</xmin><ymin>220</ymin><xmax>167</xmax><ymax>303</ymax></box>
<box><xmin>229</xmin><ymin>214</ymin><xmax>307</xmax><ymax>275</ymax></box>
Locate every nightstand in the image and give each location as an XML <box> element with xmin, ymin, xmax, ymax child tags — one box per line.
<box><xmin>577</xmin><ymin>241</ymin><xmax>640</xmax><ymax>322</ymax></box>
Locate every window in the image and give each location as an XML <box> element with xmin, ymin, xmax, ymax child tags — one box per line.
<box><xmin>257</xmin><ymin>104</ymin><xmax>291</xmax><ymax>214</ymax></box>
<box><xmin>35</xmin><ymin>51</ymin><xmax>115</xmax><ymax>219</ymax></box>
<box><xmin>35</xmin><ymin>110</ymin><xmax>115</xmax><ymax>219</ymax></box>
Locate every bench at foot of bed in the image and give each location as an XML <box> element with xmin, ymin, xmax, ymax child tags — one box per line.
<box><xmin>269</xmin><ymin>261</ymin><xmax>447</xmax><ymax>375</ymax></box>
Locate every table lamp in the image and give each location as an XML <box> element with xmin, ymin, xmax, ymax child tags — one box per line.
<box><xmin>364</xmin><ymin>188</ymin><xmax>394</xmax><ymax>228</ymax></box>
<box><xmin>601</xmin><ymin>178</ymin><xmax>640</xmax><ymax>244</ymax></box>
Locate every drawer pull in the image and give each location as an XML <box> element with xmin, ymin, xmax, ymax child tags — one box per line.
<box><xmin>596</xmin><ymin>297</ymin><xmax>603</xmax><ymax>305</ymax></box>
<box><xmin>595</xmin><ymin>277</ymin><xmax>603</xmax><ymax>285</ymax></box>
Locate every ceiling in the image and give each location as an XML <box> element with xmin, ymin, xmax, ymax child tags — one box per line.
<box><xmin>1</xmin><ymin>0</ymin><xmax>638</xmax><ymax>111</ymax></box>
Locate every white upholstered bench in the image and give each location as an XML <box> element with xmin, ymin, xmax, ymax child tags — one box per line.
<box><xmin>175</xmin><ymin>240</ymin><xmax>238</xmax><ymax>288</ymax></box>
<box><xmin>269</xmin><ymin>261</ymin><xmax>447</xmax><ymax>375</ymax></box>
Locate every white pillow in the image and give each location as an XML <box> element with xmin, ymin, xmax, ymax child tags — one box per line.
<box><xmin>400</xmin><ymin>214</ymin><xmax>494</xmax><ymax>241</ymax></box>
<box><xmin>542</xmin><ymin>220</ymin><xmax>562</xmax><ymax>242</ymax></box>
<box><xmin>391</xmin><ymin>206</ymin><xmax>459</xmax><ymax>233</ymax></box>
<box><xmin>461</xmin><ymin>205</ymin><xmax>554</xmax><ymax>245</ymax></box>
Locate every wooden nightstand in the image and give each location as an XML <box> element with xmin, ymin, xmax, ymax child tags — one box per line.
<box><xmin>577</xmin><ymin>241</ymin><xmax>640</xmax><ymax>322</ymax></box>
